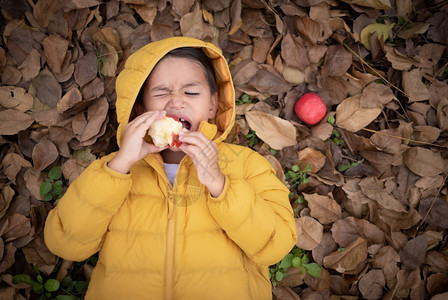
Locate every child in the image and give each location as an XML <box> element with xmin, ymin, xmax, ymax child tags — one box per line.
<box><xmin>44</xmin><ymin>37</ymin><xmax>297</xmax><ymax>299</ymax></box>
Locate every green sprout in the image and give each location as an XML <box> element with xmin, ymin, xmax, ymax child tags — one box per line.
<box><xmin>245</xmin><ymin>130</ymin><xmax>259</xmax><ymax>148</ymax></box>
<box><xmin>285</xmin><ymin>164</ymin><xmax>310</xmax><ymax>189</ymax></box>
<box><xmin>40</xmin><ymin>166</ymin><xmax>64</xmax><ymax>203</ymax></box>
<box><xmin>269</xmin><ymin>247</ymin><xmax>322</xmax><ymax>286</ymax></box>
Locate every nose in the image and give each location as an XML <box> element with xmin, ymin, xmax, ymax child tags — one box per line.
<box><xmin>168</xmin><ymin>91</ymin><xmax>186</xmax><ymax>109</ymax></box>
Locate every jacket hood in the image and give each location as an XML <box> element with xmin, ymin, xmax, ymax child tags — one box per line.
<box><xmin>115</xmin><ymin>37</ymin><xmax>235</xmax><ymax>147</ymax></box>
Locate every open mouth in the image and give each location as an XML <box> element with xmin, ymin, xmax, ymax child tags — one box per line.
<box><xmin>179</xmin><ymin>118</ymin><xmax>191</xmax><ymax>130</ymax></box>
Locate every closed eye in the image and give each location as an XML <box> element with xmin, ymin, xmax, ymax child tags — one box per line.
<box><xmin>185</xmin><ymin>92</ymin><xmax>199</xmax><ymax>96</ymax></box>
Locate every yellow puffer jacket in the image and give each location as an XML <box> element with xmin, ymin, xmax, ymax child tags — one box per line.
<box><xmin>44</xmin><ymin>37</ymin><xmax>297</xmax><ymax>300</ymax></box>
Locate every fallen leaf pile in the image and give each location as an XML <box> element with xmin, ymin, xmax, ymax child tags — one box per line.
<box><xmin>0</xmin><ymin>0</ymin><xmax>447</xmax><ymax>299</ymax></box>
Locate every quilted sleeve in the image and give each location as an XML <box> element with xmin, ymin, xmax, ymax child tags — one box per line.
<box><xmin>44</xmin><ymin>154</ymin><xmax>132</xmax><ymax>261</ymax></box>
<box><xmin>207</xmin><ymin>150</ymin><xmax>297</xmax><ymax>266</ymax></box>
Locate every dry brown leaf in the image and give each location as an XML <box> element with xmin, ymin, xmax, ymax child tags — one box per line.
<box><xmin>297</xmin><ymin>148</ymin><xmax>326</xmax><ymax>173</ymax></box>
<box><xmin>18</xmin><ymin>48</ymin><xmax>41</xmax><ymax>81</ymax></box>
<box><xmin>0</xmin><ymin>109</ymin><xmax>34</xmax><ymax>135</ymax></box>
<box><xmin>43</xmin><ymin>34</ymin><xmax>69</xmax><ymax>74</ymax></box>
<box><xmin>247</xmin><ymin>67</ymin><xmax>291</xmax><ymax>95</ymax></box>
<box><xmin>1</xmin><ymin>153</ymin><xmax>32</xmax><ymax>185</ymax></box>
<box><xmin>336</xmin><ymin>95</ymin><xmax>382</xmax><ymax>132</ymax></box>
<box><xmin>358</xmin><ymin>269</ymin><xmax>386</xmax><ymax>299</ymax></box>
<box><xmin>1</xmin><ymin>66</ymin><xmax>22</xmax><ymax>85</ymax></box>
<box><xmin>32</xmin><ymin>68</ymin><xmax>62</xmax><ymax>108</ymax></box>
<box><xmin>312</xmin><ymin>231</ymin><xmax>338</xmax><ymax>266</ymax></box>
<box><xmin>231</xmin><ymin>59</ymin><xmax>259</xmax><ymax>86</ymax></box>
<box><xmin>245</xmin><ymin>111</ymin><xmax>296</xmax><ymax>150</ymax></box>
<box><xmin>0</xmin><ymin>86</ymin><xmax>33</xmax><ymax>113</ymax></box>
<box><xmin>57</xmin><ymin>87</ymin><xmax>83</xmax><ymax>114</ymax></box>
<box><xmin>281</xmin><ymin>33</ymin><xmax>309</xmax><ymax>71</ymax></box>
<box><xmin>403</xmin><ymin>147</ymin><xmax>445</xmax><ymax>177</ymax></box>
<box><xmin>358</xmin><ymin>177</ymin><xmax>407</xmax><ymax>212</ymax></box>
<box><xmin>60</xmin><ymin>0</ymin><xmax>101</xmax><ymax>12</ymax></box>
<box><xmin>0</xmin><ymin>243</ymin><xmax>16</xmax><ymax>274</ymax></box>
<box><xmin>21</xmin><ymin>234</ymin><xmax>57</xmax><ymax>272</ymax></box>
<box><xmin>98</xmin><ymin>42</ymin><xmax>118</xmax><ymax>77</ymax></box>
<box><xmin>399</xmin><ymin>234</ymin><xmax>427</xmax><ymax>271</ymax></box>
<box><xmin>402</xmin><ymin>69</ymin><xmax>430</xmax><ymax>102</ymax></box>
<box><xmin>371</xmin><ymin>246</ymin><xmax>400</xmax><ymax>281</ymax></box>
<box><xmin>131</xmin><ymin>5</ymin><xmax>158</xmax><ymax>25</ymax></box>
<box><xmin>321</xmin><ymin>45</ymin><xmax>352</xmax><ymax>77</ymax></box>
<box><xmin>32</xmin><ymin>139</ymin><xmax>59</xmax><ymax>175</ymax></box>
<box><xmin>180</xmin><ymin>4</ymin><xmax>209</xmax><ymax>40</ymax></box>
<box><xmin>331</xmin><ymin>216</ymin><xmax>385</xmax><ymax>247</ymax></box>
<box><xmin>413</xmin><ymin>125</ymin><xmax>441</xmax><ymax>144</ymax></box>
<box><xmin>295</xmin><ymin>216</ymin><xmax>324</xmax><ymax>251</ymax></box>
<box><xmin>79</xmin><ymin>97</ymin><xmax>109</xmax><ymax>142</ymax></box>
<box><xmin>360</xmin><ymin>82</ymin><xmax>396</xmax><ymax>108</ymax></box>
<box><xmin>294</xmin><ymin>16</ymin><xmax>321</xmax><ymax>45</ymax></box>
<box><xmin>304</xmin><ymin>193</ymin><xmax>341</xmax><ymax>224</ymax></box>
<box><xmin>418</xmin><ymin>197</ymin><xmax>448</xmax><ymax>229</ymax></box>
<box><xmin>74</xmin><ymin>51</ymin><xmax>98</xmax><ymax>87</ymax></box>
<box><xmin>33</xmin><ymin>0</ymin><xmax>59</xmax><ymax>28</ymax></box>
<box><xmin>384</xmin><ymin>45</ymin><xmax>414</xmax><ymax>71</ymax></box>
<box><xmin>0</xmin><ymin>214</ymin><xmax>31</xmax><ymax>243</ymax></box>
<box><xmin>436</xmin><ymin>97</ymin><xmax>448</xmax><ymax>130</ymax></box>
<box><xmin>323</xmin><ymin>237</ymin><xmax>368</xmax><ymax>274</ymax></box>
<box><xmin>0</xmin><ymin>186</ymin><xmax>15</xmax><ymax>220</ymax></box>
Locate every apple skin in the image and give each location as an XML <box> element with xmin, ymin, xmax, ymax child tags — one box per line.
<box><xmin>294</xmin><ymin>93</ymin><xmax>326</xmax><ymax>125</ymax></box>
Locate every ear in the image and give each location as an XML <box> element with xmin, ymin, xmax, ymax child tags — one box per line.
<box><xmin>208</xmin><ymin>92</ymin><xmax>218</xmax><ymax>119</ymax></box>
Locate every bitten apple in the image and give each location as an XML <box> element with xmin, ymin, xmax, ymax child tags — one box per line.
<box><xmin>294</xmin><ymin>93</ymin><xmax>326</xmax><ymax>125</ymax></box>
<box><xmin>147</xmin><ymin>116</ymin><xmax>183</xmax><ymax>147</ymax></box>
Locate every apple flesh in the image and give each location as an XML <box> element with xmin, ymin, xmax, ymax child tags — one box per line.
<box><xmin>294</xmin><ymin>93</ymin><xmax>326</xmax><ymax>125</ymax></box>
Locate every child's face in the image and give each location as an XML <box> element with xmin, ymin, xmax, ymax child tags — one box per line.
<box><xmin>141</xmin><ymin>56</ymin><xmax>218</xmax><ymax>133</ymax></box>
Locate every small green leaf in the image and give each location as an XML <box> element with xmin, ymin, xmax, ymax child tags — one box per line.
<box><xmin>44</xmin><ymin>279</ymin><xmax>60</xmax><ymax>292</ymax></box>
<box><xmin>13</xmin><ymin>274</ymin><xmax>35</xmax><ymax>285</ymax></box>
<box><xmin>360</xmin><ymin>23</ymin><xmax>395</xmax><ymax>50</ymax></box>
<box><xmin>44</xmin><ymin>194</ymin><xmax>53</xmax><ymax>202</ymax></box>
<box><xmin>297</xmin><ymin>195</ymin><xmax>305</xmax><ymax>204</ymax></box>
<box><xmin>292</xmin><ymin>257</ymin><xmax>301</xmax><ymax>268</ymax></box>
<box><xmin>37</xmin><ymin>275</ymin><xmax>43</xmax><ymax>284</ymax></box>
<box><xmin>48</xmin><ymin>167</ymin><xmax>62</xmax><ymax>180</ymax></box>
<box><xmin>33</xmin><ymin>282</ymin><xmax>44</xmax><ymax>295</ymax></box>
<box><xmin>275</xmin><ymin>270</ymin><xmax>284</xmax><ymax>281</ymax></box>
<box><xmin>338</xmin><ymin>164</ymin><xmax>350</xmax><ymax>172</ymax></box>
<box><xmin>75</xmin><ymin>280</ymin><xmax>89</xmax><ymax>293</ymax></box>
<box><xmin>278</xmin><ymin>253</ymin><xmax>293</xmax><ymax>269</ymax></box>
<box><xmin>327</xmin><ymin>115</ymin><xmax>336</xmax><ymax>125</ymax></box>
<box><xmin>40</xmin><ymin>182</ymin><xmax>52</xmax><ymax>196</ymax></box>
<box><xmin>53</xmin><ymin>180</ymin><xmax>63</xmax><ymax>189</ymax></box>
<box><xmin>304</xmin><ymin>262</ymin><xmax>322</xmax><ymax>277</ymax></box>
<box><xmin>338</xmin><ymin>247</ymin><xmax>345</xmax><ymax>252</ymax></box>
<box><xmin>291</xmin><ymin>165</ymin><xmax>300</xmax><ymax>172</ymax></box>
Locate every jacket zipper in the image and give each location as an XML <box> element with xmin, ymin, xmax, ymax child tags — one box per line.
<box><xmin>164</xmin><ymin>159</ymin><xmax>186</xmax><ymax>300</ymax></box>
<box><xmin>164</xmin><ymin>199</ymin><xmax>176</xmax><ymax>300</ymax></box>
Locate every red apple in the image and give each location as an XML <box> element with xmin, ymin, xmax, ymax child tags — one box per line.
<box><xmin>294</xmin><ymin>93</ymin><xmax>326</xmax><ymax>125</ymax></box>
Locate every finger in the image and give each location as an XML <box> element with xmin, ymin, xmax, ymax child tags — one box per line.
<box><xmin>130</xmin><ymin>111</ymin><xmax>166</xmax><ymax>127</ymax></box>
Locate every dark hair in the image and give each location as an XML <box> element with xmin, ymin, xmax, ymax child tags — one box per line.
<box><xmin>162</xmin><ymin>47</ymin><xmax>217</xmax><ymax>94</ymax></box>
<box><xmin>130</xmin><ymin>47</ymin><xmax>218</xmax><ymax>121</ymax></box>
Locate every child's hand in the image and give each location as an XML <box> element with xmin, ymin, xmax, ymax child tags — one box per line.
<box><xmin>108</xmin><ymin>111</ymin><xmax>168</xmax><ymax>174</ymax></box>
<box><xmin>179</xmin><ymin>131</ymin><xmax>225</xmax><ymax>197</ymax></box>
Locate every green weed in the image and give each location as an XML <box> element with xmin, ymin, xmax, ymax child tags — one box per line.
<box><xmin>269</xmin><ymin>247</ymin><xmax>321</xmax><ymax>286</ymax></box>
<box><xmin>245</xmin><ymin>130</ymin><xmax>259</xmax><ymax>148</ymax></box>
<box><xmin>40</xmin><ymin>166</ymin><xmax>64</xmax><ymax>204</ymax></box>
<box><xmin>13</xmin><ymin>265</ymin><xmax>87</xmax><ymax>300</ymax></box>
